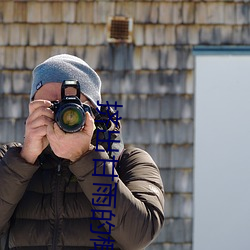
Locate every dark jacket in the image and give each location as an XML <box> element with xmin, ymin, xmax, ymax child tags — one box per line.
<box><xmin>0</xmin><ymin>133</ymin><xmax>164</xmax><ymax>249</ymax></box>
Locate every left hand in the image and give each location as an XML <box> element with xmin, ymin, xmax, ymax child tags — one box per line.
<box><xmin>46</xmin><ymin>112</ymin><xmax>95</xmax><ymax>162</ymax></box>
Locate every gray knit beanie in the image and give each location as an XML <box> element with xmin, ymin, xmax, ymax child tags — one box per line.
<box><xmin>30</xmin><ymin>54</ymin><xmax>101</xmax><ymax>107</ymax></box>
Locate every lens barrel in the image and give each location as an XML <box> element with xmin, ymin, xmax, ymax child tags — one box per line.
<box><xmin>55</xmin><ymin>103</ymin><xmax>85</xmax><ymax>133</ymax></box>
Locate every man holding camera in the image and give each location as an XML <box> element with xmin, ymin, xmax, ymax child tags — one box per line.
<box><xmin>0</xmin><ymin>54</ymin><xmax>164</xmax><ymax>250</ymax></box>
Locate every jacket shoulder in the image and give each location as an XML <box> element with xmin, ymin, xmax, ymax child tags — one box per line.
<box><xmin>0</xmin><ymin>142</ymin><xmax>23</xmax><ymax>159</ymax></box>
<box><xmin>120</xmin><ymin>147</ymin><xmax>156</xmax><ymax>165</ymax></box>
<box><xmin>118</xmin><ymin>147</ymin><xmax>164</xmax><ymax>191</ymax></box>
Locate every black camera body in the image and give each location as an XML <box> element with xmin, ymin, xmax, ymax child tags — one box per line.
<box><xmin>50</xmin><ymin>80</ymin><xmax>92</xmax><ymax>133</ymax></box>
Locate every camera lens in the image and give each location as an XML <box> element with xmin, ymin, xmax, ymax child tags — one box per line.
<box><xmin>55</xmin><ymin>104</ymin><xmax>85</xmax><ymax>133</ymax></box>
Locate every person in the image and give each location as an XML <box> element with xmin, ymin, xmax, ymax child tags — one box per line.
<box><xmin>0</xmin><ymin>54</ymin><xmax>164</xmax><ymax>250</ymax></box>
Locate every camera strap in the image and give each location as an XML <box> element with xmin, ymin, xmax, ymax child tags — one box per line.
<box><xmin>92</xmin><ymin>106</ymin><xmax>124</xmax><ymax>166</ymax></box>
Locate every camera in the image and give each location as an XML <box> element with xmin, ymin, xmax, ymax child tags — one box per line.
<box><xmin>50</xmin><ymin>80</ymin><xmax>92</xmax><ymax>133</ymax></box>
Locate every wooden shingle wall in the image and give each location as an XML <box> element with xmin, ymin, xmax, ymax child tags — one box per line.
<box><xmin>0</xmin><ymin>1</ymin><xmax>249</xmax><ymax>249</ymax></box>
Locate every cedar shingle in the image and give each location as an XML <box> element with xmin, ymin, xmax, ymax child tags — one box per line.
<box><xmin>173</xmin><ymin>194</ymin><xmax>193</xmax><ymax>218</ymax></box>
<box><xmin>176</xmin><ymin>25</ymin><xmax>189</xmax><ymax>45</ymax></box>
<box><xmin>164</xmin><ymin>193</ymin><xmax>172</xmax><ymax>218</ymax></box>
<box><xmin>139</xmin><ymin>95</ymin><xmax>148</xmax><ymax>119</ymax></box>
<box><xmin>12</xmin><ymin>71</ymin><xmax>32</xmax><ymax>94</ymax></box>
<box><xmin>220</xmin><ymin>25</ymin><xmax>233</xmax><ymax>44</ymax></box>
<box><xmin>0</xmin><ymin>71</ymin><xmax>12</xmax><ymax>94</ymax></box>
<box><xmin>148</xmin><ymin>120</ymin><xmax>167</xmax><ymax>144</ymax></box>
<box><xmin>236</xmin><ymin>3</ymin><xmax>249</xmax><ymax>25</ymax></box>
<box><xmin>54</xmin><ymin>24</ymin><xmax>67</xmax><ymax>45</ymax></box>
<box><xmin>67</xmin><ymin>24</ymin><xmax>87</xmax><ymax>46</ymax></box>
<box><xmin>115</xmin><ymin>2</ymin><xmax>136</xmax><ymax>20</ymax></box>
<box><xmin>224</xmin><ymin>3</ymin><xmax>236</xmax><ymax>24</ymax></box>
<box><xmin>2</xmin><ymin>1</ymin><xmax>14</xmax><ymax>23</ymax></box>
<box><xmin>232</xmin><ymin>26</ymin><xmax>243</xmax><ymax>44</ymax></box>
<box><xmin>35</xmin><ymin>47</ymin><xmax>51</xmax><ymax>67</ymax></box>
<box><xmin>147</xmin><ymin>96</ymin><xmax>161</xmax><ymax>119</ymax></box>
<box><xmin>93</xmin><ymin>1</ymin><xmax>115</xmax><ymax>24</ymax></box>
<box><xmin>195</xmin><ymin>3</ymin><xmax>207</xmax><ymax>24</ymax></box>
<box><xmin>165</xmin><ymin>26</ymin><xmax>176</xmax><ymax>45</ymax></box>
<box><xmin>133</xmin><ymin>47</ymin><xmax>142</xmax><ymax>70</ymax></box>
<box><xmin>151</xmin><ymin>71</ymin><xmax>169</xmax><ymax>95</ymax></box>
<box><xmin>87</xmin><ymin>25</ymin><xmax>106</xmax><ymax>45</ymax></box>
<box><xmin>126</xmin><ymin>95</ymin><xmax>140</xmax><ymax>120</ymax></box>
<box><xmin>242</xmin><ymin>25</ymin><xmax>250</xmax><ymax>44</ymax></box>
<box><xmin>133</xmin><ymin>24</ymin><xmax>144</xmax><ymax>46</ymax></box>
<box><xmin>160</xmin><ymin>95</ymin><xmax>193</xmax><ymax>120</ymax></box>
<box><xmin>28</xmin><ymin>24</ymin><xmax>44</xmax><ymax>46</ymax></box>
<box><xmin>166</xmin><ymin>46</ymin><xmax>178</xmax><ymax>69</ymax></box>
<box><xmin>183</xmin><ymin>2</ymin><xmax>194</xmax><ymax>24</ymax></box>
<box><xmin>169</xmin><ymin>219</ymin><xmax>192</xmax><ymax>243</ymax></box>
<box><xmin>207</xmin><ymin>3</ymin><xmax>224</xmax><ymax>24</ymax></box>
<box><xmin>171</xmin><ymin>145</ymin><xmax>193</xmax><ymax>168</ymax></box>
<box><xmin>145</xmin><ymin>25</ymin><xmax>154</xmax><ymax>46</ymax></box>
<box><xmin>154</xmin><ymin>25</ymin><xmax>166</xmax><ymax>46</ymax></box>
<box><xmin>186</xmin><ymin>70</ymin><xmax>194</xmax><ymax>94</ymax></box>
<box><xmin>0</xmin><ymin>119</ymin><xmax>16</xmax><ymax>143</ymax></box>
<box><xmin>99</xmin><ymin>46</ymin><xmax>114</xmax><ymax>71</ymax></box>
<box><xmin>135</xmin><ymin>2</ymin><xmax>152</xmax><ymax>23</ymax></box>
<box><xmin>159</xmin><ymin>3</ymin><xmax>173</xmax><ymax>24</ymax></box>
<box><xmin>43</xmin><ymin>25</ymin><xmax>54</xmax><ymax>46</ymax></box>
<box><xmin>141</xmin><ymin>46</ymin><xmax>160</xmax><ymax>70</ymax></box>
<box><xmin>76</xmin><ymin>2</ymin><xmax>94</xmax><ymax>23</ymax></box>
<box><xmin>27</xmin><ymin>2</ymin><xmax>42</xmax><ymax>23</ymax></box>
<box><xmin>22</xmin><ymin>97</ymin><xmax>29</xmax><ymax>118</ymax></box>
<box><xmin>160</xmin><ymin>169</ymin><xmax>174</xmax><ymax>192</ymax></box>
<box><xmin>199</xmin><ymin>26</ymin><xmax>214</xmax><ymax>44</ymax></box>
<box><xmin>174</xmin><ymin>169</ymin><xmax>193</xmax><ymax>193</ymax></box>
<box><xmin>172</xmin><ymin>120</ymin><xmax>193</xmax><ymax>145</ymax></box>
<box><xmin>112</xmin><ymin>44</ymin><xmax>128</xmax><ymax>71</ymax></box>
<box><xmin>158</xmin><ymin>145</ymin><xmax>172</xmax><ymax>168</ymax></box>
<box><xmin>2</xmin><ymin>95</ymin><xmax>23</xmax><ymax>119</ymax></box>
<box><xmin>120</xmin><ymin>71</ymin><xmax>136</xmax><ymax>94</ymax></box>
<box><xmin>187</xmin><ymin>25</ymin><xmax>199</xmax><ymax>45</ymax></box>
<box><xmin>41</xmin><ymin>2</ymin><xmax>55</xmax><ymax>23</ymax></box>
<box><xmin>14</xmin><ymin>47</ymin><xmax>25</xmax><ymax>70</ymax></box>
<box><xmin>14</xmin><ymin>2</ymin><xmax>27</xmax><ymax>23</ymax></box>
<box><xmin>135</xmin><ymin>71</ymin><xmax>151</xmax><ymax>94</ymax></box>
<box><xmin>62</xmin><ymin>2</ymin><xmax>76</xmax><ymax>23</ymax></box>
<box><xmin>150</xmin><ymin>2</ymin><xmax>159</xmax><ymax>24</ymax></box>
<box><xmin>159</xmin><ymin>2</ymin><xmax>182</xmax><ymax>25</ymax></box>
<box><xmin>110</xmin><ymin>72</ymin><xmax>122</xmax><ymax>94</ymax></box>
<box><xmin>15</xmin><ymin>119</ymin><xmax>26</xmax><ymax>143</ymax></box>
<box><xmin>4</xmin><ymin>47</ymin><xmax>14</xmax><ymax>69</ymax></box>
<box><xmin>0</xmin><ymin>24</ymin><xmax>9</xmax><ymax>45</ymax></box>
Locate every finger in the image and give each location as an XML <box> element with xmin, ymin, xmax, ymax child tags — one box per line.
<box><xmin>26</xmin><ymin>115</ymin><xmax>54</xmax><ymax>130</ymax></box>
<box><xmin>28</xmin><ymin>106</ymin><xmax>54</xmax><ymax>124</ymax></box>
<box><xmin>47</xmin><ymin>122</ymin><xmax>65</xmax><ymax>141</ymax></box>
<box><xmin>46</xmin><ymin>121</ymin><xmax>55</xmax><ymax>139</ymax></box>
<box><xmin>83</xmin><ymin>112</ymin><xmax>95</xmax><ymax>136</ymax></box>
<box><xmin>31</xmin><ymin>125</ymin><xmax>48</xmax><ymax>137</ymax></box>
<box><xmin>29</xmin><ymin>100</ymin><xmax>52</xmax><ymax>114</ymax></box>
<box><xmin>53</xmin><ymin>122</ymin><xmax>65</xmax><ymax>137</ymax></box>
<box><xmin>24</xmin><ymin>125</ymin><xmax>48</xmax><ymax>139</ymax></box>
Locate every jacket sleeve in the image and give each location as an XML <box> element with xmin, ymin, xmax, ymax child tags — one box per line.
<box><xmin>69</xmin><ymin>146</ymin><xmax>164</xmax><ymax>250</ymax></box>
<box><xmin>0</xmin><ymin>143</ymin><xmax>39</xmax><ymax>235</ymax></box>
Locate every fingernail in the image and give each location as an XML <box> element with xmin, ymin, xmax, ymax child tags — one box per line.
<box><xmin>44</xmin><ymin>100</ymin><xmax>52</xmax><ymax>106</ymax></box>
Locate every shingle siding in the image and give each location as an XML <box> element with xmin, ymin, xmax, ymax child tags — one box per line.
<box><xmin>0</xmin><ymin>1</ymin><xmax>249</xmax><ymax>249</ymax></box>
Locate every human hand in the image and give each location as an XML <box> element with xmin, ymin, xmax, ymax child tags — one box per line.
<box><xmin>46</xmin><ymin>112</ymin><xmax>95</xmax><ymax>162</ymax></box>
<box><xmin>21</xmin><ymin>100</ymin><xmax>54</xmax><ymax>164</ymax></box>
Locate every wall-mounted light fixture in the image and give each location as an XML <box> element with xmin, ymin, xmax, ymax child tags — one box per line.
<box><xmin>107</xmin><ymin>16</ymin><xmax>133</xmax><ymax>44</ymax></box>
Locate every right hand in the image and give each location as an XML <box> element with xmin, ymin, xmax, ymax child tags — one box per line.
<box><xmin>20</xmin><ymin>100</ymin><xmax>54</xmax><ymax>164</ymax></box>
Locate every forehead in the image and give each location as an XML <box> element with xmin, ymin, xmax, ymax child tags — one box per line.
<box><xmin>33</xmin><ymin>82</ymin><xmax>87</xmax><ymax>102</ymax></box>
<box><xmin>34</xmin><ymin>82</ymin><xmax>61</xmax><ymax>100</ymax></box>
